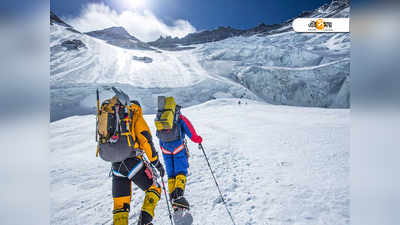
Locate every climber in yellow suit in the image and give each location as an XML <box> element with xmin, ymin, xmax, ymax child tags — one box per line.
<box><xmin>110</xmin><ymin>100</ymin><xmax>165</xmax><ymax>225</ymax></box>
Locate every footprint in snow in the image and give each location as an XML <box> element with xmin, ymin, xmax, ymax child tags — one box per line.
<box><xmin>277</xmin><ymin>161</ymin><xmax>292</xmax><ymax>167</ymax></box>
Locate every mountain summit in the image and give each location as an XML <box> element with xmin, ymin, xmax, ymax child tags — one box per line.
<box><xmin>86</xmin><ymin>26</ymin><xmax>155</xmax><ymax>51</ymax></box>
<box><xmin>148</xmin><ymin>0</ymin><xmax>349</xmax><ymax>50</ymax></box>
<box><xmin>86</xmin><ymin>27</ymin><xmax>139</xmax><ymax>42</ymax></box>
<box><xmin>50</xmin><ymin>11</ymin><xmax>81</xmax><ymax>33</ymax></box>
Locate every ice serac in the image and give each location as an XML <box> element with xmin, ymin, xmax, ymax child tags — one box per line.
<box><xmin>241</xmin><ymin>60</ymin><xmax>349</xmax><ymax>108</ymax></box>
<box><xmin>189</xmin><ymin>0</ymin><xmax>351</xmax><ymax>108</ymax></box>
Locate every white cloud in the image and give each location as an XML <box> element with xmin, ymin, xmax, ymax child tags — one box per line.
<box><xmin>66</xmin><ymin>3</ymin><xmax>196</xmax><ymax>42</ymax></box>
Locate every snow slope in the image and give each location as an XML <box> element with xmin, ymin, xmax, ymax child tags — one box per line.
<box><xmin>50</xmin><ymin>2</ymin><xmax>350</xmax><ymax>121</ymax></box>
<box><xmin>51</xmin><ymin>25</ymin><xmax>207</xmax><ymax>88</ymax></box>
<box><xmin>50</xmin><ymin>22</ymin><xmax>254</xmax><ymax>121</ymax></box>
<box><xmin>50</xmin><ymin>99</ymin><xmax>349</xmax><ymax>225</ymax></box>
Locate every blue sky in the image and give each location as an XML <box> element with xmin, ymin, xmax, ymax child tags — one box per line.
<box><xmin>50</xmin><ymin>0</ymin><xmax>353</xmax><ymax>42</ymax></box>
<box><xmin>51</xmin><ymin>0</ymin><xmax>335</xmax><ymax>30</ymax></box>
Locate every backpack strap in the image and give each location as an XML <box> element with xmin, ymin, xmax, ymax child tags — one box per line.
<box><xmin>120</xmin><ymin>104</ymin><xmax>136</xmax><ymax>148</ymax></box>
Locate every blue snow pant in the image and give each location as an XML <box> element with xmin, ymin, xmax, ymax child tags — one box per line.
<box><xmin>162</xmin><ymin>148</ymin><xmax>189</xmax><ymax>178</ymax></box>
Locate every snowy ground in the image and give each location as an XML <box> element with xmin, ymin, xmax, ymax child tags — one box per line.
<box><xmin>50</xmin><ymin>99</ymin><xmax>349</xmax><ymax>225</ymax></box>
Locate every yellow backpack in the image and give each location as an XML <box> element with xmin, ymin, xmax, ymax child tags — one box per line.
<box><xmin>96</xmin><ymin>88</ymin><xmax>141</xmax><ymax>162</ymax></box>
<box><xmin>154</xmin><ymin>96</ymin><xmax>183</xmax><ymax>142</ymax></box>
<box><xmin>154</xmin><ymin>96</ymin><xmax>176</xmax><ymax>130</ymax></box>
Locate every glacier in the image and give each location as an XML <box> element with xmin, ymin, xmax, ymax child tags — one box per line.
<box><xmin>50</xmin><ymin>0</ymin><xmax>350</xmax><ymax>121</ymax></box>
<box><xmin>49</xmin><ymin>1</ymin><xmax>350</xmax><ymax>224</ymax></box>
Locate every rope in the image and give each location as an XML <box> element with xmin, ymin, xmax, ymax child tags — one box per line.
<box><xmin>199</xmin><ymin>144</ymin><xmax>237</xmax><ymax>225</ymax></box>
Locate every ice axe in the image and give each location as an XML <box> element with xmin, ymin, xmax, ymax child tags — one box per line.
<box><xmin>111</xmin><ymin>87</ymin><xmax>130</xmax><ymax>106</ymax></box>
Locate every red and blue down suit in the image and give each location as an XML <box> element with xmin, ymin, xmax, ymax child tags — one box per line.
<box><xmin>158</xmin><ymin>114</ymin><xmax>202</xmax><ymax>208</ymax></box>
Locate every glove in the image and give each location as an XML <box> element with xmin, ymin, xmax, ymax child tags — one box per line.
<box><xmin>192</xmin><ymin>135</ymin><xmax>203</xmax><ymax>144</ymax></box>
<box><xmin>152</xmin><ymin>160</ymin><xmax>165</xmax><ymax>177</ymax></box>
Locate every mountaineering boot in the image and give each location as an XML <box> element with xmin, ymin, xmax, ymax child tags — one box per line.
<box><xmin>137</xmin><ymin>211</ymin><xmax>153</xmax><ymax>225</ymax></box>
<box><xmin>172</xmin><ymin>188</ymin><xmax>190</xmax><ymax>209</ymax></box>
<box><xmin>139</xmin><ymin>186</ymin><xmax>160</xmax><ymax>225</ymax></box>
<box><xmin>172</xmin><ymin>174</ymin><xmax>190</xmax><ymax>209</ymax></box>
<box><xmin>168</xmin><ymin>177</ymin><xmax>176</xmax><ymax>201</ymax></box>
<box><xmin>171</xmin><ymin>174</ymin><xmax>189</xmax><ymax>209</ymax></box>
<box><xmin>113</xmin><ymin>203</ymin><xmax>130</xmax><ymax>225</ymax></box>
<box><xmin>175</xmin><ymin>174</ymin><xmax>186</xmax><ymax>195</ymax></box>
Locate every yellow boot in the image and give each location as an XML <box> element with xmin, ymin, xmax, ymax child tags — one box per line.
<box><xmin>168</xmin><ymin>177</ymin><xmax>176</xmax><ymax>199</ymax></box>
<box><xmin>175</xmin><ymin>174</ymin><xmax>186</xmax><ymax>192</ymax></box>
<box><xmin>113</xmin><ymin>202</ymin><xmax>130</xmax><ymax>225</ymax></box>
<box><xmin>139</xmin><ymin>185</ymin><xmax>161</xmax><ymax>225</ymax></box>
<box><xmin>172</xmin><ymin>174</ymin><xmax>189</xmax><ymax>209</ymax></box>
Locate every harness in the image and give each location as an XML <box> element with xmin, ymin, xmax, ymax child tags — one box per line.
<box><xmin>112</xmin><ymin>159</ymin><xmax>144</xmax><ymax>179</ymax></box>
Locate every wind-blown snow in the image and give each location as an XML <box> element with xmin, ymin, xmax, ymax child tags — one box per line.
<box><xmin>50</xmin><ymin>99</ymin><xmax>349</xmax><ymax>225</ymax></box>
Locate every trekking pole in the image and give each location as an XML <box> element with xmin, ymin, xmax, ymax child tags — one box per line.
<box><xmin>198</xmin><ymin>143</ymin><xmax>237</xmax><ymax>225</ymax></box>
<box><xmin>161</xmin><ymin>176</ymin><xmax>175</xmax><ymax>225</ymax></box>
<box><xmin>96</xmin><ymin>88</ymin><xmax>100</xmax><ymax>157</ymax></box>
<box><xmin>144</xmin><ymin>157</ymin><xmax>175</xmax><ymax>225</ymax></box>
